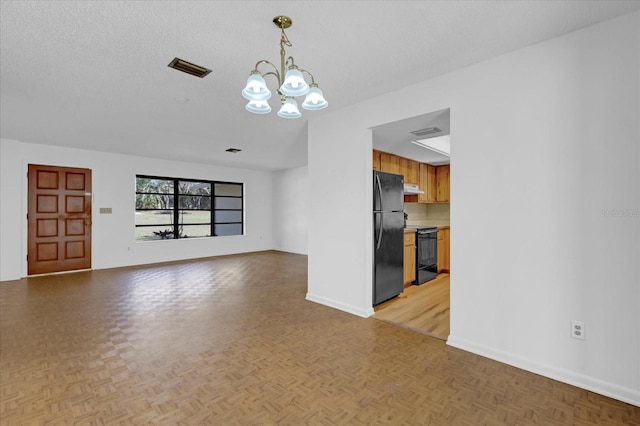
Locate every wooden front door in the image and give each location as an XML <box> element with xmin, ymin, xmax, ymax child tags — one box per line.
<box><xmin>28</xmin><ymin>164</ymin><xmax>92</xmax><ymax>275</ymax></box>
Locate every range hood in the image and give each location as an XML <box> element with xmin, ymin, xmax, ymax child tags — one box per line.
<box><xmin>404</xmin><ymin>183</ymin><xmax>424</xmax><ymax>195</ymax></box>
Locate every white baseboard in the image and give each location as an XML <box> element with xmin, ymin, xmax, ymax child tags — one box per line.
<box><xmin>0</xmin><ymin>273</ymin><xmax>21</xmax><ymax>282</ymax></box>
<box><xmin>447</xmin><ymin>335</ymin><xmax>640</xmax><ymax>407</ymax></box>
<box><xmin>306</xmin><ymin>292</ymin><xmax>374</xmax><ymax>318</ymax></box>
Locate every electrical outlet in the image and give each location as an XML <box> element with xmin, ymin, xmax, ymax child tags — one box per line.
<box><xmin>571</xmin><ymin>321</ymin><xmax>585</xmax><ymax>340</ymax></box>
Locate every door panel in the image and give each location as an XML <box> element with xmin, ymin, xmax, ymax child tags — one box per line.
<box><xmin>37</xmin><ymin>195</ymin><xmax>58</xmax><ymax>212</ymax></box>
<box><xmin>28</xmin><ymin>164</ymin><xmax>92</xmax><ymax>275</ymax></box>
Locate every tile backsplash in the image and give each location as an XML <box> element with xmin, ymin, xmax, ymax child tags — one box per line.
<box><xmin>405</xmin><ymin>203</ymin><xmax>450</xmax><ymax>222</ymax></box>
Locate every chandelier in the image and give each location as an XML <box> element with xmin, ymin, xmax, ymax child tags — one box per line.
<box><xmin>242</xmin><ymin>15</ymin><xmax>328</xmax><ymax>119</ymax></box>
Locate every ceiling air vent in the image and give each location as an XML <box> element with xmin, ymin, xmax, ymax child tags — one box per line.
<box><xmin>168</xmin><ymin>57</ymin><xmax>212</xmax><ymax>78</ymax></box>
<box><xmin>410</xmin><ymin>127</ymin><xmax>442</xmax><ymax>138</ymax></box>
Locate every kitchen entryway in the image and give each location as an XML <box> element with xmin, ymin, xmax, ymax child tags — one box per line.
<box><xmin>373</xmin><ymin>273</ymin><xmax>450</xmax><ymax>340</ymax></box>
<box><xmin>371</xmin><ymin>107</ymin><xmax>451</xmax><ymax>341</ymax></box>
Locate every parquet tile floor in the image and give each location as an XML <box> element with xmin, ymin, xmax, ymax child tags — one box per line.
<box><xmin>1</xmin><ymin>250</ymin><xmax>638</xmax><ymax>424</ymax></box>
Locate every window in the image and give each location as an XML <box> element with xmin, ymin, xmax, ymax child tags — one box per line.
<box><xmin>135</xmin><ymin>175</ymin><xmax>243</xmax><ymax>241</ymax></box>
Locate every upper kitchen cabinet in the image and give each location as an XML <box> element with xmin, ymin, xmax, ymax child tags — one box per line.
<box><xmin>372</xmin><ymin>149</ymin><xmax>381</xmax><ymax>171</ymax></box>
<box><xmin>399</xmin><ymin>157</ymin><xmax>420</xmax><ymax>186</ymax></box>
<box><xmin>436</xmin><ymin>165</ymin><xmax>450</xmax><ymax>203</ymax></box>
<box><xmin>418</xmin><ymin>163</ymin><xmax>436</xmax><ymax>203</ymax></box>
<box><xmin>410</xmin><ymin>162</ymin><xmax>449</xmax><ymax>204</ymax></box>
<box><xmin>380</xmin><ymin>152</ymin><xmax>400</xmax><ymax>175</ymax></box>
<box><xmin>372</xmin><ymin>149</ymin><xmax>449</xmax><ymax>203</ymax></box>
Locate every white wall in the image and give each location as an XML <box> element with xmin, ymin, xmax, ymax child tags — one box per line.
<box><xmin>307</xmin><ymin>12</ymin><xmax>639</xmax><ymax>406</ymax></box>
<box><xmin>307</xmin><ymin>112</ymin><xmax>375</xmax><ymax>317</ymax></box>
<box><xmin>0</xmin><ymin>139</ymin><xmax>23</xmax><ymax>278</ymax></box>
<box><xmin>0</xmin><ymin>140</ymin><xmax>274</xmax><ymax>281</ymax></box>
<box><xmin>272</xmin><ymin>165</ymin><xmax>308</xmax><ymax>255</ymax></box>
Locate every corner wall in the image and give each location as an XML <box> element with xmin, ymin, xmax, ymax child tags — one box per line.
<box><xmin>307</xmin><ymin>12</ymin><xmax>639</xmax><ymax>405</ymax></box>
<box><xmin>0</xmin><ymin>140</ymin><xmax>274</xmax><ymax>281</ymax></box>
<box><xmin>272</xmin><ymin>165</ymin><xmax>308</xmax><ymax>255</ymax></box>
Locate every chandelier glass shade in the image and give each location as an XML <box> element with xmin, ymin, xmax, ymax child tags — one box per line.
<box><xmin>245</xmin><ymin>99</ymin><xmax>272</xmax><ymax>114</ymax></box>
<box><xmin>242</xmin><ymin>16</ymin><xmax>327</xmax><ymax>118</ymax></box>
<box><xmin>242</xmin><ymin>72</ymin><xmax>271</xmax><ymax>101</ymax></box>
<box><xmin>277</xmin><ymin>97</ymin><xmax>302</xmax><ymax>119</ymax></box>
<box><xmin>301</xmin><ymin>84</ymin><xmax>328</xmax><ymax>110</ymax></box>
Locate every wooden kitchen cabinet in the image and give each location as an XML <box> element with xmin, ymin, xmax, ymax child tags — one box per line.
<box><xmin>373</xmin><ymin>150</ymin><xmax>449</xmax><ymax>204</ymax></box>
<box><xmin>380</xmin><ymin>152</ymin><xmax>400</xmax><ymax>174</ymax></box>
<box><xmin>418</xmin><ymin>163</ymin><xmax>437</xmax><ymax>203</ymax></box>
<box><xmin>437</xmin><ymin>228</ymin><xmax>450</xmax><ymax>273</ymax></box>
<box><xmin>436</xmin><ymin>165</ymin><xmax>450</xmax><ymax>203</ymax></box>
<box><xmin>416</xmin><ymin>163</ymin><xmax>448</xmax><ymax>204</ymax></box>
<box><xmin>404</xmin><ymin>231</ymin><xmax>416</xmax><ymax>286</ymax></box>
<box><xmin>399</xmin><ymin>157</ymin><xmax>409</xmax><ymax>181</ymax></box>
<box><xmin>407</xmin><ymin>159</ymin><xmax>419</xmax><ymax>185</ymax></box>
<box><xmin>399</xmin><ymin>157</ymin><xmax>419</xmax><ymax>185</ymax></box>
<box><xmin>372</xmin><ymin>149</ymin><xmax>381</xmax><ymax>171</ymax></box>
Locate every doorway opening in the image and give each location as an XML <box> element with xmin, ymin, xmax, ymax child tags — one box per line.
<box><xmin>371</xmin><ymin>108</ymin><xmax>451</xmax><ymax>340</ymax></box>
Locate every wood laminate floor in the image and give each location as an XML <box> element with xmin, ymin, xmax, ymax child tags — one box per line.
<box><xmin>1</xmin><ymin>251</ymin><xmax>638</xmax><ymax>424</ymax></box>
<box><xmin>374</xmin><ymin>274</ymin><xmax>450</xmax><ymax>341</ymax></box>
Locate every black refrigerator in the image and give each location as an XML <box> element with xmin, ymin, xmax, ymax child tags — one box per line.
<box><xmin>373</xmin><ymin>171</ymin><xmax>404</xmax><ymax>306</ymax></box>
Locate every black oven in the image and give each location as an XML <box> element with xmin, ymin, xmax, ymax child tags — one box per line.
<box><xmin>414</xmin><ymin>227</ymin><xmax>438</xmax><ymax>285</ymax></box>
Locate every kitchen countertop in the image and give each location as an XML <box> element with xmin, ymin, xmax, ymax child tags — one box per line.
<box><xmin>406</xmin><ymin>221</ymin><xmax>450</xmax><ymax>230</ymax></box>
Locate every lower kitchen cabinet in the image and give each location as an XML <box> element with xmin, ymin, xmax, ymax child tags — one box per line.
<box><xmin>404</xmin><ymin>231</ymin><xmax>416</xmax><ymax>286</ymax></box>
<box><xmin>437</xmin><ymin>228</ymin><xmax>450</xmax><ymax>273</ymax></box>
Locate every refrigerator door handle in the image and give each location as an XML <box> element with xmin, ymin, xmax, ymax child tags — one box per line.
<box><xmin>376</xmin><ymin>214</ymin><xmax>384</xmax><ymax>250</ymax></box>
<box><xmin>375</xmin><ymin>173</ymin><xmax>383</xmax><ymax>212</ymax></box>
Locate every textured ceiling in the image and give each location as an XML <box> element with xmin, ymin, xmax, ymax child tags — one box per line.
<box><xmin>1</xmin><ymin>1</ymin><xmax>639</xmax><ymax>171</ymax></box>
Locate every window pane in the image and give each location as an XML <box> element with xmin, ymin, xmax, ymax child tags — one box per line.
<box><xmin>135</xmin><ymin>225</ymin><xmax>175</xmax><ymax>241</ymax></box>
<box><xmin>215</xmin><ymin>210</ymin><xmax>242</xmax><ymax>223</ymax></box>
<box><xmin>215</xmin><ymin>183</ymin><xmax>242</xmax><ymax>197</ymax></box>
<box><xmin>135</xmin><ymin>210</ymin><xmax>173</xmax><ymax>226</ymax></box>
<box><xmin>136</xmin><ymin>194</ymin><xmax>174</xmax><ymax>209</ymax></box>
<box><xmin>178</xmin><ymin>195</ymin><xmax>211</xmax><ymax>210</ymax></box>
<box><xmin>214</xmin><ymin>223</ymin><xmax>242</xmax><ymax>236</ymax></box>
<box><xmin>136</xmin><ymin>178</ymin><xmax>173</xmax><ymax>194</ymax></box>
<box><xmin>135</xmin><ymin>175</ymin><xmax>243</xmax><ymax>242</ymax></box>
<box><xmin>215</xmin><ymin>197</ymin><xmax>242</xmax><ymax>210</ymax></box>
<box><xmin>178</xmin><ymin>210</ymin><xmax>211</xmax><ymax>224</ymax></box>
<box><xmin>179</xmin><ymin>181</ymin><xmax>211</xmax><ymax>195</ymax></box>
<box><xmin>179</xmin><ymin>224</ymin><xmax>211</xmax><ymax>238</ymax></box>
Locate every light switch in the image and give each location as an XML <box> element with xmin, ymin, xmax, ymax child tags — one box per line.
<box><xmin>99</xmin><ymin>207</ymin><xmax>112</xmax><ymax>214</ymax></box>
